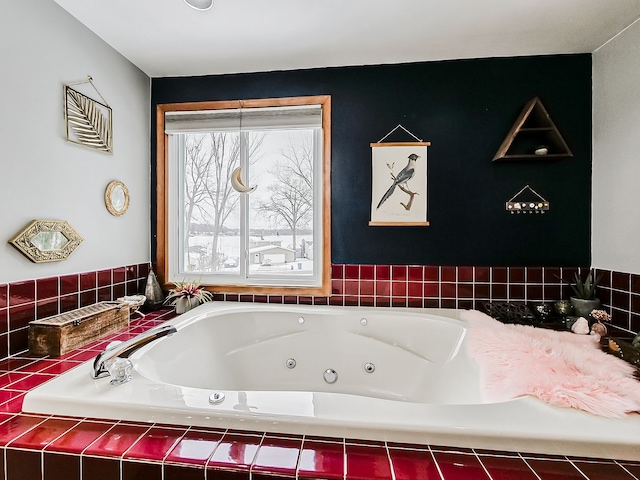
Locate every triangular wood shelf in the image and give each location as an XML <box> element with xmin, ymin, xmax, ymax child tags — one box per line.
<box><xmin>493</xmin><ymin>97</ymin><xmax>573</xmax><ymax>161</ymax></box>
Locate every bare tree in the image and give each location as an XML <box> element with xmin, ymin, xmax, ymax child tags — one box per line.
<box><xmin>183</xmin><ymin>132</ymin><xmax>264</xmax><ymax>271</ymax></box>
<box><xmin>256</xmin><ymin>135</ymin><xmax>313</xmax><ymax>257</ymax></box>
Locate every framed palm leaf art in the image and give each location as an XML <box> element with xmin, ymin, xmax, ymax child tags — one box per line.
<box><xmin>369</xmin><ymin>142</ymin><xmax>430</xmax><ymax>226</ymax></box>
<box><xmin>64</xmin><ymin>81</ymin><xmax>113</xmax><ymax>154</ymax></box>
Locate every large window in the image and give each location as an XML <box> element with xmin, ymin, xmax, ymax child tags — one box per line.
<box><xmin>156</xmin><ymin>96</ymin><xmax>331</xmax><ymax>295</ymax></box>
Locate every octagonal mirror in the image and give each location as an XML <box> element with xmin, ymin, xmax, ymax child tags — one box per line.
<box><xmin>9</xmin><ymin>220</ymin><xmax>83</xmax><ymax>263</ymax></box>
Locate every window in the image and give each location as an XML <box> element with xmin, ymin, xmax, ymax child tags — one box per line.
<box><xmin>156</xmin><ymin>96</ymin><xmax>331</xmax><ymax>295</ymax></box>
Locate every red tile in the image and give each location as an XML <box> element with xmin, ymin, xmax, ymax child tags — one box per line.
<box><xmin>525</xmin><ymin>459</ymin><xmax>586</xmax><ymax>479</ymax></box>
<box><xmin>441</xmin><ymin>283</ymin><xmax>456</xmax><ymax>298</ymax></box>
<box><xmin>508</xmin><ymin>267</ymin><xmax>525</xmax><ymax>283</ymax></box>
<box><xmin>81</xmin><ymin>290</ymin><xmax>97</xmax><ymax>307</ymax></box>
<box><xmin>527</xmin><ymin>267</ymin><xmax>543</xmax><ymax>283</ymax></box>
<box><xmin>344</xmin><ymin>280</ymin><xmax>359</xmax><ymax>295</ymax></box>
<box><xmin>40</xmin><ymin>361</ymin><xmax>82</xmax><ymax>375</ymax></box>
<box><xmin>632</xmin><ymin>274</ymin><xmax>640</xmax><ymax>294</ymax></box>
<box><xmin>474</xmin><ymin>284</ymin><xmax>490</xmax><ymax>299</ymax></box>
<box><xmin>45</xmin><ymin>420</ymin><xmax>114</xmax><ymax>454</ymax></box>
<box><xmin>573</xmin><ymin>461</ymin><xmax>636</xmax><ymax>479</ymax></box>
<box><xmin>98</xmin><ymin>269</ymin><xmax>113</xmax><ymax>287</ymax></box>
<box><xmin>6</xmin><ymin>373</ymin><xmax>53</xmax><ymax>391</ymax></box>
<box><xmin>345</xmin><ymin>444</ymin><xmax>391</xmax><ymax>480</ymax></box>
<box><xmin>621</xmin><ymin>463</ymin><xmax>640</xmax><ymax>477</ymax></box>
<box><xmin>37</xmin><ymin>298</ymin><xmax>59</xmax><ymax>320</ymax></box>
<box><xmin>83</xmin><ymin>423</ymin><xmax>149</xmax><ymax>458</ymax></box>
<box><xmin>0</xmin><ymin>284</ymin><xmax>7</xmax><ymax>309</ymax></box>
<box><xmin>164</xmin><ymin>463</ymin><xmax>205</xmax><ymax>480</ymax></box>
<box><xmin>408</xmin><ymin>282</ymin><xmax>422</xmax><ymax>298</ymax></box>
<box><xmin>9</xmin><ymin>328</ymin><xmax>29</xmax><ymax>356</ymax></box>
<box><xmin>493</xmin><ymin>267</ymin><xmax>507</xmax><ymax>283</ymax></box>
<box><xmin>113</xmin><ymin>267</ymin><xmax>126</xmax><ymax>283</ymax></box>
<box><xmin>345</xmin><ymin>265</ymin><xmax>359</xmax><ymax>279</ymax></box>
<box><xmin>458</xmin><ymin>267</ymin><xmax>473</xmax><ymax>282</ymax></box>
<box><xmin>457</xmin><ymin>284</ymin><xmax>473</xmax><ymax>299</ymax></box>
<box><xmin>37</xmin><ymin>277</ymin><xmax>59</xmax><ymax>300</ymax></box>
<box><xmin>165</xmin><ymin>429</ymin><xmax>223</xmax><ymax>466</ymax></box>
<box><xmin>424</xmin><ymin>266</ymin><xmax>439</xmax><ymax>281</ymax></box>
<box><xmin>360</xmin><ymin>265</ymin><xmax>374</xmax><ymax>280</ymax></box>
<box><xmin>60</xmin><ymin>293</ymin><xmax>79</xmax><ymax>312</ymax></box>
<box><xmin>8</xmin><ymin>303</ymin><xmax>35</xmax><ymax>330</ymax></box>
<box><xmin>0</xmin><ymin>372</ymin><xmax>29</xmax><ymax>387</ymax></box>
<box><xmin>331</xmin><ymin>264</ymin><xmax>344</xmax><ymax>280</ymax></box>
<box><xmin>206</xmin><ymin>433</ymin><xmax>263</xmax><ymax>472</ymax></box>
<box><xmin>0</xmin><ymin>414</ymin><xmax>44</xmax><ymax>445</ymax></box>
<box><xmin>6</xmin><ymin>448</ymin><xmax>41</xmax><ymax>479</ymax></box>
<box><xmin>126</xmin><ymin>265</ymin><xmax>138</xmax><ymax>281</ymax></box>
<box><xmin>479</xmin><ymin>455</ymin><xmax>538</xmax><ymax>480</ymax></box>
<box><xmin>0</xmin><ymin>309</ymin><xmax>7</xmax><ymax>333</ymax></box>
<box><xmin>67</xmin><ymin>349</ymin><xmax>102</xmax><ymax>362</ymax></box>
<box><xmin>423</xmin><ymin>283</ymin><xmax>439</xmax><ymax>298</ymax></box>
<box><xmin>441</xmin><ymin>266</ymin><xmax>456</xmax><ymax>282</ymax></box>
<box><xmin>298</xmin><ymin>440</ymin><xmax>344</xmax><ymax>480</ymax></box>
<box><xmin>389</xmin><ymin>448</ymin><xmax>439</xmax><ymax>480</ymax></box>
<box><xmin>433</xmin><ymin>452</ymin><xmax>490</xmax><ymax>479</ymax></box>
<box><xmin>122</xmin><ymin>460</ymin><xmax>162</xmax><ymax>479</ymax></box>
<box><xmin>408</xmin><ymin>266</ymin><xmax>423</xmax><ymax>281</ymax></box>
<box><xmin>474</xmin><ymin>267</ymin><xmax>490</xmax><ymax>282</ymax></box>
<box><xmin>360</xmin><ymin>281</ymin><xmax>374</xmax><ymax>296</ymax></box>
<box><xmin>612</xmin><ymin>271</ymin><xmax>631</xmax><ymax>291</ymax></box>
<box><xmin>98</xmin><ymin>287</ymin><xmax>113</xmax><ymax>302</ymax></box>
<box><xmin>392</xmin><ymin>265</ymin><xmax>407</xmax><ymax>281</ymax></box>
<box><xmin>16</xmin><ymin>359</ymin><xmax>57</xmax><ymax>373</ymax></box>
<box><xmin>491</xmin><ymin>283</ymin><xmax>507</xmax><ymax>299</ymax></box>
<box><xmin>60</xmin><ymin>274</ymin><xmax>80</xmax><ymax>295</ymax></box>
<box><xmin>526</xmin><ymin>284</ymin><xmax>543</xmax><ymax>302</ymax></box>
<box><xmin>78</xmin><ymin>272</ymin><xmax>97</xmax><ymax>292</ymax></box>
<box><xmin>82</xmin><ymin>456</ymin><xmax>120</xmax><ymax>480</ymax></box>
<box><xmin>392</xmin><ymin>281</ymin><xmax>406</xmax><ymax>297</ymax></box>
<box><xmin>376</xmin><ymin>281</ymin><xmax>390</xmax><ymax>296</ymax></box>
<box><xmin>125</xmin><ymin>426</ymin><xmax>187</xmax><ymax>461</ymax></box>
<box><xmin>376</xmin><ymin>265</ymin><xmax>390</xmax><ymax>281</ymax></box>
<box><xmin>331</xmin><ymin>280</ymin><xmax>344</xmax><ymax>295</ymax></box>
<box><xmin>44</xmin><ymin>451</ymin><xmax>80</xmax><ymax>480</ymax></box>
<box><xmin>0</xmin><ymin>393</ymin><xmax>25</xmax><ymax>413</ymax></box>
<box><xmin>9</xmin><ymin>280</ymin><xmax>35</xmax><ymax>306</ymax></box>
<box><xmin>251</xmin><ymin>436</ymin><xmax>301</xmax><ymax>476</ymax></box>
<box><xmin>10</xmin><ymin>417</ymin><xmax>78</xmax><ymax>449</ymax></box>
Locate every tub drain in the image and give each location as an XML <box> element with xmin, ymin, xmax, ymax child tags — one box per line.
<box><xmin>286</xmin><ymin>358</ymin><xmax>297</xmax><ymax>369</ymax></box>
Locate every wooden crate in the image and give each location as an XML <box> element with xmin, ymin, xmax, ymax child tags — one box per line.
<box><xmin>28</xmin><ymin>302</ymin><xmax>130</xmax><ymax>357</ymax></box>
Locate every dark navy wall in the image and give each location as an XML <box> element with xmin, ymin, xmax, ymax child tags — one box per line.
<box><xmin>152</xmin><ymin>54</ymin><xmax>592</xmax><ymax>267</ymax></box>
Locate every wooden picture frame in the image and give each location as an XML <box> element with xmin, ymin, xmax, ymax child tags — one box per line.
<box><xmin>369</xmin><ymin>142</ymin><xmax>430</xmax><ymax>226</ymax></box>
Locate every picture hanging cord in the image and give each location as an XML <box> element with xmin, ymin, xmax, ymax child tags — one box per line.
<box><xmin>377</xmin><ymin>124</ymin><xmax>423</xmax><ymax>143</ymax></box>
<box><xmin>507</xmin><ymin>184</ymin><xmax>547</xmax><ymax>202</ymax></box>
<box><xmin>66</xmin><ymin>75</ymin><xmax>109</xmax><ymax>106</ymax></box>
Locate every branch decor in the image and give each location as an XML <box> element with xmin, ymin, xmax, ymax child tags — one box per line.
<box><xmin>64</xmin><ymin>76</ymin><xmax>113</xmax><ymax>154</ymax></box>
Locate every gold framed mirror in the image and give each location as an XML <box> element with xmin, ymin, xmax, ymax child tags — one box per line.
<box><xmin>105</xmin><ymin>180</ymin><xmax>130</xmax><ymax>216</ymax></box>
<box><xmin>9</xmin><ymin>219</ymin><xmax>84</xmax><ymax>263</ymax></box>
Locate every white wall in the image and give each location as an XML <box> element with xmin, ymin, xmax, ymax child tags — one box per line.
<box><xmin>0</xmin><ymin>0</ymin><xmax>150</xmax><ymax>283</ymax></box>
<box><xmin>592</xmin><ymin>19</ymin><xmax>640</xmax><ymax>275</ymax></box>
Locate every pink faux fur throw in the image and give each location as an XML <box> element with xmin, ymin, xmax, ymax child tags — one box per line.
<box><xmin>462</xmin><ymin>309</ymin><xmax>640</xmax><ymax>417</ymax></box>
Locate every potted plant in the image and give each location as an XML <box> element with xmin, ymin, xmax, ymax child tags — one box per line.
<box><xmin>568</xmin><ymin>269</ymin><xmax>602</xmax><ymax>317</ymax></box>
<box><xmin>164</xmin><ymin>280</ymin><xmax>213</xmax><ymax>314</ymax></box>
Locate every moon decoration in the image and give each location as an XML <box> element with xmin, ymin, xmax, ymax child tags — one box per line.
<box><xmin>230</xmin><ymin>167</ymin><xmax>257</xmax><ymax>194</ymax></box>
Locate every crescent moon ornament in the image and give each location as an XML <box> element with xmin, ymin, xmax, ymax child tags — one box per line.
<box><xmin>230</xmin><ymin>167</ymin><xmax>257</xmax><ymax>194</ymax></box>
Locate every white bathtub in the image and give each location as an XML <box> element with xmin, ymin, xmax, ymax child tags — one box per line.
<box><xmin>23</xmin><ymin>302</ymin><xmax>640</xmax><ymax>460</ymax></box>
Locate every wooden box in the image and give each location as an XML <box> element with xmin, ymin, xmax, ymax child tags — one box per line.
<box><xmin>28</xmin><ymin>302</ymin><xmax>130</xmax><ymax>357</ymax></box>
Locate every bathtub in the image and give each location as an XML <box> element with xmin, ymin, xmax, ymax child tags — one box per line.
<box><xmin>23</xmin><ymin>302</ymin><xmax>640</xmax><ymax>460</ymax></box>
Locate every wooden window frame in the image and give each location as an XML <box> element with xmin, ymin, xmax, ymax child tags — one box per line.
<box><xmin>155</xmin><ymin>95</ymin><xmax>331</xmax><ymax>296</ymax></box>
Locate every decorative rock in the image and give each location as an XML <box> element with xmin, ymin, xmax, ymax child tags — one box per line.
<box><xmin>591</xmin><ymin>321</ymin><xmax>607</xmax><ymax>336</ymax></box>
<box><xmin>571</xmin><ymin>316</ymin><xmax>590</xmax><ymax>335</ymax></box>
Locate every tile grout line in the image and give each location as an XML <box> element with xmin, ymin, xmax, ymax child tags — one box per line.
<box><xmin>427</xmin><ymin>445</ymin><xmax>445</xmax><ymax>480</ymax></box>
<box><xmin>517</xmin><ymin>453</ymin><xmax>542</xmax><ymax>480</ymax></box>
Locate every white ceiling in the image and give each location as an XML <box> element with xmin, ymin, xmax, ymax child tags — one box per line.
<box><xmin>52</xmin><ymin>0</ymin><xmax>640</xmax><ymax>78</ymax></box>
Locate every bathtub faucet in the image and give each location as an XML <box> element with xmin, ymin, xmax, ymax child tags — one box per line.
<box><xmin>91</xmin><ymin>324</ymin><xmax>177</xmax><ymax>380</ymax></box>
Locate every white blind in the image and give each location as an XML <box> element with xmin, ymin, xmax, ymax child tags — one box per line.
<box><xmin>165</xmin><ymin>105</ymin><xmax>322</xmax><ymax>134</ymax></box>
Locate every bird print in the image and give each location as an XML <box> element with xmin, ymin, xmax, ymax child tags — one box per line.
<box><xmin>376</xmin><ymin>153</ymin><xmax>419</xmax><ymax>209</ymax></box>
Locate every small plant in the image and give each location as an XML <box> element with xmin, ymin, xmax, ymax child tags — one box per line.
<box><xmin>164</xmin><ymin>280</ymin><xmax>213</xmax><ymax>313</ymax></box>
<box><xmin>569</xmin><ymin>269</ymin><xmax>602</xmax><ymax>300</ymax></box>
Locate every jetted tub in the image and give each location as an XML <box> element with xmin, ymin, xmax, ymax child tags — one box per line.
<box><xmin>23</xmin><ymin>302</ymin><xmax>640</xmax><ymax>460</ymax></box>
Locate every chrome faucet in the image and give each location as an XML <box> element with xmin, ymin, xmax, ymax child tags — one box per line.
<box><xmin>91</xmin><ymin>324</ymin><xmax>177</xmax><ymax>379</ymax></box>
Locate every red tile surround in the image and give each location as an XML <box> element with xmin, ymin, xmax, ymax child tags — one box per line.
<box><xmin>0</xmin><ymin>264</ymin><xmax>639</xmax><ymax>479</ymax></box>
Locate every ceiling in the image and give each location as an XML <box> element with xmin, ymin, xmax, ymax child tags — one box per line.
<box><xmin>52</xmin><ymin>0</ymin><xmax>640</xmax><ymax>78</ymax></box>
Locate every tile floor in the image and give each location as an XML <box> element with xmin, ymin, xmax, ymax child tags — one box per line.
<box><xmin>0</xmin><ymin>309</ymin><xmax>637</xmax><ymax>479</ymax></box>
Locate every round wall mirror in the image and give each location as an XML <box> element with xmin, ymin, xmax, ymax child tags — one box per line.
<box><xmin>105</xmin><ymin>180</ymin><xmax>130</xmax><ymax>216</ymax></box>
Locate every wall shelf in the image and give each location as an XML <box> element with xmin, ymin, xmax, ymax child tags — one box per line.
<box><xmin>493</xmin><ymin>97</ymin><xmax>573</xmax><ymax>161</ymax></box>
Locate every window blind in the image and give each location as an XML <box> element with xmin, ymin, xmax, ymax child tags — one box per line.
<box><xmin>165</xmin><ymin>105</ymin><xmax>322</xmax><ymax>134</ymax></box>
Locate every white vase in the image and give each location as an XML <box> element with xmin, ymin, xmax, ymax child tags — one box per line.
<box><xmin>175</xmin><ymin>297</ymin><xmax>200</xmax><ymax>314</ymax></box>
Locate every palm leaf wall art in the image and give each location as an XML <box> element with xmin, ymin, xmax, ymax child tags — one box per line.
<box><xmin>64</xmin><ymin>80</ymin><xmax>113</xmax><ymax>154</ymax></box>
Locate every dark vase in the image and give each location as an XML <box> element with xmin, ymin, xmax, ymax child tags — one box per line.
<box><xmin>143</xmin><ymin>269</ymin><xmax>165</xmax><ymax>311</ymax></box>
<box><xmin>569</xmin><ymin>297</ymin><xmax>601</xmax><ymax>318</ymax></box>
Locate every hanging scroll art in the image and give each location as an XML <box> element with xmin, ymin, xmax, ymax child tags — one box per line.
<box><xmin>369</xmin><ymin>125</ymin><xmax>430</xmax><ymax>226</ymax></box>
<box><xmin>64</xmin><ymin>76</ymin><xmax>113</xmax><ymax>154</ymax></box>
